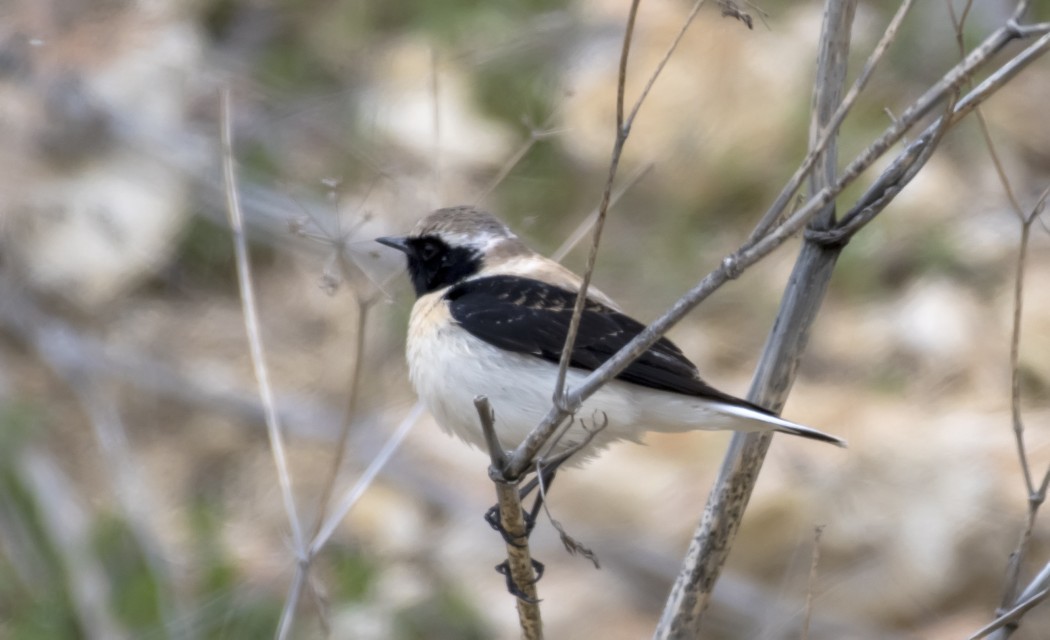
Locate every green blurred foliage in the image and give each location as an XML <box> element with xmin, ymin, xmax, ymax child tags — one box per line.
<box><xmin>393</xmin><ymin>584</ymin><xmax>492</xmax><ymax>640</ymax></box>
<box><xmin>325</xmin><ymin>544</ymin><xmax>379</xmax><ymax>602</ymax></box>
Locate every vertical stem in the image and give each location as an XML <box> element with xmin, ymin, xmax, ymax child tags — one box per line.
<box><xmin>654</xmin><ymin>2</ymin><xmax>856</xmax><ymax>636</ymax></box>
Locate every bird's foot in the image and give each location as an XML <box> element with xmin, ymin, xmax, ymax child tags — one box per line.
<box><xmin>484</xmin><ymin>503</ymin><xmax>537</xmax><ymax>547</ymax></box>
<box><xmin>495</xmin><ymin>559</ymin><xmax>545</xmax><ymax>603</ymax></box>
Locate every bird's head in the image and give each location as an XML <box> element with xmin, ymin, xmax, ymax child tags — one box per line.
<box><xmin>377</xmin><ymin>206</ymin><xmax>531</xmax><ymax>297</ymax></box>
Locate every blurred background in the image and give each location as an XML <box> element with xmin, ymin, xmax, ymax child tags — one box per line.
<box><xmin>1</xmin><ymin>0</ymin><xmax>1049</xmax><ymax>638</ymax></box>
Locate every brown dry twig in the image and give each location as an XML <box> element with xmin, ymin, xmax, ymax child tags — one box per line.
<box><xmin>476</xmin><ymin>396</ymin><xmax>544</xmax><ymax>639</ymax></box>
<box><xmin>521</xmin><ymin>0</ymin><xmax>710</xmax><ymax>477</ymax></box>
<box><xmin>984</xmin><ymin>188</ymin><xmax>1050</xmax><ymax>640</ymax></box>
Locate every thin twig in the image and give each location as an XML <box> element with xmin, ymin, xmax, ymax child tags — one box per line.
<box><xmin>551</xmin><ymin>0</ymin><xmax>708</xmax><ymax>462</ymax></box>
<box><xmin>972</xmin><ymin>588</ymin><xmax>1050</xmax><ymax>640</ymax></box>
<box><xmin>507</xmin><ymin>2</ymin><xmax>1050</xmax><ymax>479</ymax></box>
<box><xmin>277</xmin><ymin>565</ymin><xmax>308</xmax><ymax>640</ymax></box>
<box><xmin>476</xmin><ymin>397</ymin><xmax>543</xmax><ymax>639</ymax></box>
<box><xmin>310</xmin><ymin>403</ymin><xmax>425</xmax><ymax>554</ymax></box>
<box><xmin>551</xmin><ymin>162</ymin><xmax>654</xmax><ymax>262</ymax></box>
<box><xmin>749</xmin><ymin>0</ymin><xmax>915</xmax><ymax>240</ymax></box>
<box><xmin>801</xmin><ymin>526</ymin><xmax>825</xmax><ymax>640</ymax></box>
<box><xmin>474</xmin><ymin>115</ymin><xmax>561</xmax><ymax>207</ymax></box>
<box><xmin>945</xmin><ymin>0</ymin><xmax>1023</xmax><ymax>219</ymax></box>
<box><xmin>992</xmin><ymin>188</ymin><xmax>1050</xmax><ymax>625</ymax></box>
<box><xmin>551</xmin><ymin>0</ymin><xmax>645</xmax><ymax>412</ymax></box>
<box><xmin>808</xmin><ymin>88</ymin><xmax>960</xmax><ymax>244</ymax></box>
<box><xmin>221</xmin><ymin>89</ymin><xmax>307</xmax><ymax>635</ymax></box>
<box><xmin>1007</xmin><ymin>191</ymin><xmax>1049</xmax><ymax>498</ymax></box>
<box><xmin>309</xmin><ymin>282</ymin><xmax>371</xmax><ymax>539</ymax></box>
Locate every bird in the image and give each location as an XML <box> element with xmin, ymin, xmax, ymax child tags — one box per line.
<box><xmin>377</xmin><ymin>206</ymin><xmax>846</xmax><ymax>466</ymax></box>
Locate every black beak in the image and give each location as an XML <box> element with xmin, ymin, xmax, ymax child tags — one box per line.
<box><xmin>376</xmin><ymin>236</ymin><xmax>412</xmax><ymax>254</ymax></box>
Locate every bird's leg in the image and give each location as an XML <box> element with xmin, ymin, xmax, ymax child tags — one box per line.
<box><xmin>485</xmin><ymin>459</ymin><xmax>564</xmax><ymax>543</ymax></box>
<box><xmin>484</xmin><ymin>472</ymin><xmax>547</xmax><ymax>545</ymax></box>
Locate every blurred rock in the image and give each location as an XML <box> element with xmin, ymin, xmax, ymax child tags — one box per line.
<box><xmin>0</xmin><ymin>0</ymin><xmax>206</xmax><ymax>309</ymax></box>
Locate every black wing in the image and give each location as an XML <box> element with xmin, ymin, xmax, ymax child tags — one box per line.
<box><xmin>445</xmin><ymin>275</ymin><xmax>746</xmax><ymax>403</ymax></box>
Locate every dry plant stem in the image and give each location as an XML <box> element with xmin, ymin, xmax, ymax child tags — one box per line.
<box><xmin>311</xmin><ymin>403</ymin><xmax>425</xmax><ymax>554</ymax></box>
<box><xmin>801</xmin><ymin>526</ymin><xmax>826</xmax><ymax>640</ymax></box>
<box><xmin>975</xmin><ymin>588</ymin><xmax>1050</xmax><ymax>640</ymax></box>
<box><xmin>551</xmin><ymin>0</ymin><xmax>641</xmax><ymax>409</ymax></box>
<box><xmin>946</xmin><ymin>0</ymin><xmax>1025</xmax><ymax>217</ymax></box>
<box><xmin>221</xmin><ymin>90</ymin><xmax>308</xmax><ymax>640</ymax></box>
<box><xmin>309</xmin><ymin>281</ymin><xmax>370</xmax><ymax>538</ymax></box>
<box><xmin>17</xmin><ymin>449</ymin><xmax>129</xmax><ymax>640</ymax></box>
<box><xmin>750</xmin><ymin>0</ymin><xmax>1038</xmax><ymax>242</ymax></box>
<box><xmin>987</xmin><ymin>190</ymin><xmax>1050</xmax><ymax>640</ymax></box>
<box><xmin>475</xmin><ymin>116</ymin><xmax>560</xmax><ymax>207</ymax></box>
<box><xmin>655</xmin><ymin>1</ymin><xmax>855</xmax><ymax>637</ymax></box>
<box><xmin>475</xmin><ymin>397</ymin><xmax>543</xmax><ymax>639</ymax></box>
<box><xmin>551</xmin><ymin>162</ymin><xmax>654</xmax><ymax>262</ymax></box>
<box><xmin>550</xmin><ymin>0</ymin><xmax>708</xmax><ymax>464</ymax></box>
<box><xmin>507</xmin><ymin>2</ymin><xmax>1050</xmax><ymax>479</ymax></box>
<box><xmin>749</xmin><ymin>0</ymin><xmax>914</xmax><ymax>241</ymax></box>
<box><xmin>1007</xmin><ymin>199</ymin><xmax>1048</xmax><ymax>497</ymax></box>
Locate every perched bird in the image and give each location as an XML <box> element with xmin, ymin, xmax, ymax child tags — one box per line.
<box><xmin>378</xmin><ymin>206</ymin><xmax>845</xmax><ymax>464</ymax></box>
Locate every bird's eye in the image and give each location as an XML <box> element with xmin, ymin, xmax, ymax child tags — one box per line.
<box><xmin>418</xmin><ymin>240</ymin><xmax>440</xmax><ymax>261</ymax></box>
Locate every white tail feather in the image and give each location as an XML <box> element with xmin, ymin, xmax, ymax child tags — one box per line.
<box><xmin>710</xmin><ymin>402</ymin><xmax>847</xmax><ymax>447</ymax></box>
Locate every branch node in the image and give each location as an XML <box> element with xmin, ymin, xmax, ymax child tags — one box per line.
<box><xmin>802</xmin><ymin>225</ymin><xmax>851</xmax><ymax>248</ymax></box>
<box><xmin>721</xmin><ymin>254</ymin><xmax>742</xmax><ymax>279</ymax></box>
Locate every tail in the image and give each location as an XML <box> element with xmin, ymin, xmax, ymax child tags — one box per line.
<box><xmin>711</xmin><ymin>401</ymin><xmax>847</xmax><ymax>448</ymax></box>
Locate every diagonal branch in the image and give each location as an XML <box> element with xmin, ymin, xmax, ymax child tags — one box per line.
<box><xmin>552</xmin><ymin>0</ymin><xmax>707</xmax><ymax>414</ymax></box>
<box><xmin>655</xmin><ymin>3</ymin><xmax>856</xmax><ymax>635</ymax></box>
<box><xmin>505</xmin><ymin>1</ymin><xmax>1050</xmax><ymax>479</ymax></box>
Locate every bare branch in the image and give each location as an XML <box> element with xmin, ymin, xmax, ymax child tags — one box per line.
<box><xmin>1007</xmin><ymin>189</ymin><xmax>1049</xmax><ymax>498</ymax></box>
<box><xmin>309</xmin><ymin>290</ymin><xmax>370</xmax><ymax>539</ymax></box>
<box><xmin>750</xmin><ymin>0</ymin><xmax>915</xmax><ymax>240</ymax></box>
<box><xmin>476</xmin><ymin>397</ymin><xmax>543</xmax><ymax>638</ymax></box>
<box><xmin>655</xmin><ymin>4</ymin><xmax>856</xmax><ymax>634</ymax></box>
<box><xmin>551</xmin><ymin>0</ymin><xmax>644</xmax><ymax>412</ymax></box>
<box><xmin>222</xmin><ymin>89</ymin><xmax>307</xmax><ymax>635</ymax></box>
<box><xmin>973</xmin><ymin>588</ymin><xmax>1050</xmax><ymax>640</ymax></box>
<box><xmin>752</xmin><ymin>1</ymin><xmax>1050</xmax><ymax>243</ymax></box>
<box><xmin>623</xmin><ymin>0</ymin><xmax>709</xmax><ymax>132</ymax></box>
<box><xmin>990</xmin><ymin>188</ymin><xmax>1050</xmax><ymax>632</ymax></box>
<box><xmin>551</xmin><ymin>162</ymin><xmax>654</xmax><ymax>262</ymax></box>
<box><xmin>310</xmin><ymin>403</ymin><xmax>424</xmax><ymax>555</ymax></box>
<box><xmin>807</xmin><ymin>88</ymin><xmax>959</xmax><ymax>245</ymax></box>
<box><xmin>277</xmin><ymin>565</ymin><xmax>309</xmax><ymax>640</ymax></box>
<box><xmin>474</xmin><ymin>114</ymin><xmax>561</xmax><ymax>207</ymax></box>
<box><xmin>801</xmin><ymin>525</ymin><xmax>826</xmax><ymax>640</ymax></box>
<box><xmin>17</xmin><ymin>449</ymin><xmax>129</xmax><ymax>640</ymax></box>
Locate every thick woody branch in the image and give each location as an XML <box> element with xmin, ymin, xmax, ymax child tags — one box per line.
<box><xmin>655</xmin><ymin>2</ymin><xmax>855</xmax><ymax>635</ymax></box>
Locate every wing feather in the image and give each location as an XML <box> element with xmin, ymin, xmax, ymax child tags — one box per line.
<box><xmin>445</xmin><ymin>275</ymin><xmax>746</xmax><ymax>403</ymax></box>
